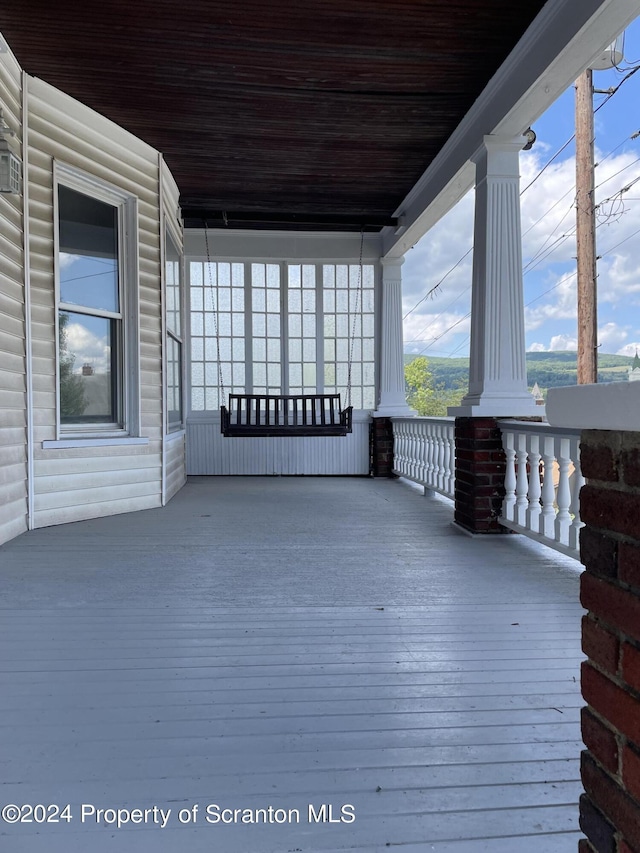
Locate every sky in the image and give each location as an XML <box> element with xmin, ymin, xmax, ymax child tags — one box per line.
<box><xmin>402</xmin><ymin>17</ymin><xmax>640</xmax><ymax>361</ymax></box>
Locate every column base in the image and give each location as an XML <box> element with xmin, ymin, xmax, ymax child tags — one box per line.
<box><xmin>370</xmin><ymin>417</ymin><xmax>396</xmax><ymax>478</ymax></box>
<box><xmin>373</xmin><ymin>406</ymin><xmax>416</xmax><ymax>418</ymax></box>
<box><xmin>453</xmin><ymin>417</ymin><xmax>509</xmax><ymax>534</ymax></box>
<box><xmin>449</xmin><ymin>394</ymin><xmax>539</xmax><ymax>418</ymax></box>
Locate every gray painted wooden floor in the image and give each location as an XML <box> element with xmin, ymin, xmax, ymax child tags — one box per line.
<box><xmin>0</xmin><ymin>477</ymin><xmax>584</xmax><ymax>852</ymax></box>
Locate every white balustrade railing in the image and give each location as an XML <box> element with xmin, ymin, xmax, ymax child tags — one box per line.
<box><xmin>499</xmin><ymin>420</ymin><xmax>584</xmax><ymax>559</ymax></box>
<box><xmin>391</xmin><ymin>417</ymin><xmax>455</xmax><ymax>499</ymax></box>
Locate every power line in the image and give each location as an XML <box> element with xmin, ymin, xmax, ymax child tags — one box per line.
<box><xmin>402</xmin><ymin>66</ymin><xmax>640</xmax><ymax>331</ymax></box>
<box><xmin>402</xmin><ymin>248</ymin><xmax>472</xmax><ymax>320</ymax></box>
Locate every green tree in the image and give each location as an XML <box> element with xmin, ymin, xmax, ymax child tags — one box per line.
<box><xmin>405</xmin><ymin>356</ymin><xmax>466</xmax><ymax>416</ymax></box>
<box><xmin>59</xmin><ymin>312</ymin><xmax>86</xmax><ymax>420</ymax></box>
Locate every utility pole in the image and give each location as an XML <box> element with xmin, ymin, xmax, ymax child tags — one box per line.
<box><xmin>575</xmin><ymin>69</ymin><xmax>598</xmax><ymax>384</ymax></box>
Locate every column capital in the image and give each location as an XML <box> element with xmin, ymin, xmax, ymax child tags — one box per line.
<box><xmin>380</xmin><ymin>256</ymin><xmax>405</xmax><ymax>273</ymax></box>
<box><xmin>472</xmin><ymin>133</ymin><xmax>529</xmax><ymax>163</ymax></box>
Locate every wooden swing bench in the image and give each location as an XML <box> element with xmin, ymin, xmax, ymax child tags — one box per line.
<box><xmin>221</xmin><ymin>394</ymin><xmax>353</xmax><ymax>437</ymax></box>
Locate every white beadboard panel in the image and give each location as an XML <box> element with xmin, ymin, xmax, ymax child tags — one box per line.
<box><xmin>0</xmin><ymin>52</ymin><xmax>27</xmax><ymax>546</ymax></box>
<box><xmin>186</xmin><ymin>414</ymin><xmax>371</xmax><ymax>475</ymax></box>
<box><xmin>25</xmin><ymin>73</ymin><xmax>164</xmax><ymax>529</ymax></box>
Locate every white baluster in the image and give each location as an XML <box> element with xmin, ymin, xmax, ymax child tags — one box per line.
<box><xmin>426</xmin><ymin>423</ymin><xmax>435</xmax><ymax>489</ymax></box>
<box><xmin>515</xmin><ymin>432</ymin><xmax>529</xmax><ymax>527</ymax></box>
<box><xmin>393</xmin><ymin>422</ymin><xmax>401</xmax><ymax>475</ymax></box>
<box><xmin>569</xmin><ymin>437</ymin><xmax>585</xmax><ymax>553</ymax></box>
<box><xmin>503</xmin><ymin>431</ymin><xmax>516</xmax><ymax>522</ymax></box>
<box><xmin>526</xmin><ymin>434</ymin><xmax>542</xmax><ymax>533</ymax></box>
<box><xmin>555</xmin><ymin>436</ymin><xmax>572</xmax><ymax>546</ymax></box>
<box><xmin>540</xmin><ymin>435</ymin><xmax>556</xmax><ymax>539</ymax></box>
<box><xmin>437</xmin><ymin>430</ymin><xmax>445</xmax><ymax>492</ymax></box>
<box><xmin>442</xmin><ymin>428</ymin><xmax>451</xmax><ymax>497</ymax></box>
<box><xmin>419</xmin><ymin>423</ymin><xmax>427</xmax><ymax>485</ymax></box>
<box><xmin>445</xmin><ymin>424</ymin><xmax>454</xmax><ymax>497</ymax></box>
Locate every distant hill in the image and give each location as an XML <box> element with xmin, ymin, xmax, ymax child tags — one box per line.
<box><xmin>403</xmin><ymin>351</ymin><xmax>636</xmax><ymax>391</ymax></box>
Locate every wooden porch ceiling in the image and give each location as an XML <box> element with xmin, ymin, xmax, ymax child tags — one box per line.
<box><xmin>1</xmin><ymin>1</ymin><xmax>547</xmax><ymax>230</ymax></box>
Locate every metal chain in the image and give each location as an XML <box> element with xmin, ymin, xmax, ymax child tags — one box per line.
<box><xmin>203</xmin><ymin>224</ymin><xmax>226</xmax><ymax>406</ymax></box>
<box><xmin>346</xmin><ymin>229</ymin><xmax>364</xmax><ymax>408</ymax></box>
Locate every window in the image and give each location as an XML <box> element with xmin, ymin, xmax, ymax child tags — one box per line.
<box><xmin>55</xmin><ymin>166</ymin><xmax>138</xmax><ymax>435</ymax></box>
<box><xmin>189</xmin><ymin>261</ymin><xmax>375</xmax><ymax>411</ymax></box>
<box><xmin>165</xmin><ymin>231</ymin><xmax>184</xmax><ymax>431</ymax></box>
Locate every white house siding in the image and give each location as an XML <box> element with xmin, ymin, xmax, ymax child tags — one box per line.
<box><xmin>0</xmin><ymin>52</ymin><xmax>27</xmax><ymax>545</ymax></box>
<box><xmin>161</xmin><ymin>158</ymin><xmax>186</xmax><ymax>504</ymax></box>
<box><xmin>25</xmin><ymin>76</ymin><xmax>164</xmax><ymax>529</ymax></box>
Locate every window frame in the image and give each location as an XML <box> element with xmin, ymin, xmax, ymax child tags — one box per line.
<box><xmin>187</xmin><ymin>259</ymin><xmax>376</xmax><ymax>413</ymax></box>
<box><xmin>53</xmin><ymin>162</ymin><xmax>140</xmax><ymax>439</ymax></box>
<box><xmin>163</xmin><ymin>223</ymin><xmax>185</xmax><ymax>433</ymax></box>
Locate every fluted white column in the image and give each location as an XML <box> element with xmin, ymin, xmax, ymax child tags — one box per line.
<box><xmin>450</xmin><ymin>135</ymin><xmax>537</xmax><ymax>417</ymax></box>
<box><xmin>374</xmin><ymin>257</ymin><xmax>414</xmax><ymax>417</ymax></box>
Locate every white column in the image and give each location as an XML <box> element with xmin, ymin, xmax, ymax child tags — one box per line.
<box><xmin>374</xmin><ymin>257</ymin><xmax>414</xmax><ymax>417</ymax></box>
<box><xmin>450</xmin><ymin>135</ymin><xmax>537</xmax><ymax>417</ymax></box>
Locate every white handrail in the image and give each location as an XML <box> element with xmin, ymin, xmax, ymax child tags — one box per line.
<box><xmin>391</xmin><ymin>417</ymin><xmax>455</xmax><ymax>500</ymax></box>
<box><xmin>499</xmin><ymin>420</ymin><xmax>583</xmax><ymax>559</ymax></box>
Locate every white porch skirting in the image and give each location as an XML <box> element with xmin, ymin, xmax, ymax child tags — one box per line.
<box><xmin>186</xmin><ymin>412</ymin><xmax>371</xmax><ymax>475</ymax></box>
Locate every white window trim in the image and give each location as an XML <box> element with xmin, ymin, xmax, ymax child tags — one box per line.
<box><xmin>53</xmin><ymin>161</ymin><xmax>141</xmax><ymax>440</ymax></box>
<box><xmin>163</xmin><ymin>216</ymin><xmax>185</xmax><ymax>435</ymax></box>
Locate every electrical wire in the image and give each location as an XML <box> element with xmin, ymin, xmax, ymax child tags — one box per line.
<box><xmin>402</xmin><ymin>65</ymin><xmax>640</xmax><ymax>336</ymax></box>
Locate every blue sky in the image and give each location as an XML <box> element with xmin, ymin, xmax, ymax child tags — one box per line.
<box><xmin>403</xmin><ymin>17</ymin><xmax>640</xmax><ymax>361</ymax></box>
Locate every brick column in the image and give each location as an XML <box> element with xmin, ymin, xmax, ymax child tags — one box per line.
<box><xmin>579</xmin><ymin>429</ymin><xmax>640</xmax><ymax>853</ymax></box>
<box><xmin>454</xmin><ymin>417</ymin><xmax>508</xmax><ymax>534</ymax></box>
<box><xmin>370</xmin><ymin>417</ymin><xmax>395</xmax><ymax>478</ymax></box>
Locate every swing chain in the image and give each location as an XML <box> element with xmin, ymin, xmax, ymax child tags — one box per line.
<box><xmin>203</xmin><ymin>223</ymin><xmax>226</xmax><ymax>408</ymax></box>
<box><xmin>346</xmin><ymin>229</ymin><xmax>364</xmax><ymax>409</ymax></box>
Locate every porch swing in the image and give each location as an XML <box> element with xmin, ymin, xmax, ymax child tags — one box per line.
<box><xmin>202</xmin><ymin>225</ymin><xmax>357</xmax><ymax>438</ymax></box>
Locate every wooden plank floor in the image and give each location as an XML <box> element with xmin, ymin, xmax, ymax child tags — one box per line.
<box><xmin>0</xmin><ymin>477</ymin><xmax>584</xmax><ymax>851</ymax></box>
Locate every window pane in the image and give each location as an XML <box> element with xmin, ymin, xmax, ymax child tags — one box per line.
<box><xmin>167</xmin><ymin>336</ymin><xmax>182</xmax><ymax>429</ymax></box>
<box><xmin>59</xmin><ymin>311</ymin><xmax>117</xmax><ymax>424</ymax></box>
<box><xmin>58</xmin><ymin>186</ymin><xmax>119</xmax><ymax>313</ymax></box>
<box><xmin>165</xmin><ymin>232</ymin><xmax>181</xmax><ymax>336</ymax></box>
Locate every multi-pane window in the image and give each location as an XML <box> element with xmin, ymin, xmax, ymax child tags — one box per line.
<box><xmin>288</xmin><ymin>265</ymin><xmax>317</xmax><ymax>395</ymax></box>
<box><xmin>252</xmin><ymin>263</ymin><xmax>282</xmax><ymax>395</ymax></box>
<box><xmin>189</xmin><ymin>261</ymin><xmax>375</xmax><ymax>411</ymax></box>
<box><xmin>57</xmin><ymin>183</ymin><xmax>122</xmax><ymax>428</ymax></box>
<box><xmin>165</xmin><ymin>232</ymin><xmax>183</xmax><ymax>431</ymax></box>
<box><xmin>323</xmin><ymin>264</ymin><xmax>375</xmax><ymax>410</ymax></box>
<box><xmin>190</xmin><ymin>262</ymin><xmax>245</xmax><ymax>411</ymax></box>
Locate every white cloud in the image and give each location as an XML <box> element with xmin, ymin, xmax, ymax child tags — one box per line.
<box><xmin>59</xmin><ymin>252</ymin><xmax>82</xmax><ymax>270</ymax></box>
<box><xmin>617</xmin><ymin>342</ymin><xmax>640</xmax><ymax>357</ymax></box>
<box><xmin>549</xmin><ymin>334</ymin><xmax>577</xmax><ymax>351</ymax></box>
<box><xmin>65</xmin><ymin>322</ymin><xmax>110</xmax><ymax>373</ymax></box>
<box><xmin>598</xmin><ymin>321</ymin><xmax>629</xmax><ymax>351</ymax></box>
<box><xmin>528</xmin><ymin>342</ymin><xmax>547</xmax><ymax>352</ymax></box>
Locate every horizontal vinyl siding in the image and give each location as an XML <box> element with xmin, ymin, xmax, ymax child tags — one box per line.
<box><xmin>0</xmin><ymin>52</ymin><xmax>27</xmax><ymax>545</ymax></box>
<box><xmin>165</xmin><ymin>435</ymin><xmax>187</xmax><ymax>502</ymax></box>
<box><xmin>26</xmin><ymin>76</ymin><xmax>163</xmax><ymax>530</ymax></box>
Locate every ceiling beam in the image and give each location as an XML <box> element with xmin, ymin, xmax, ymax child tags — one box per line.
<box><xmin>181</xmin><ymin>209</ymin><xmax>397</xmax><ymax>231</ymax></box>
